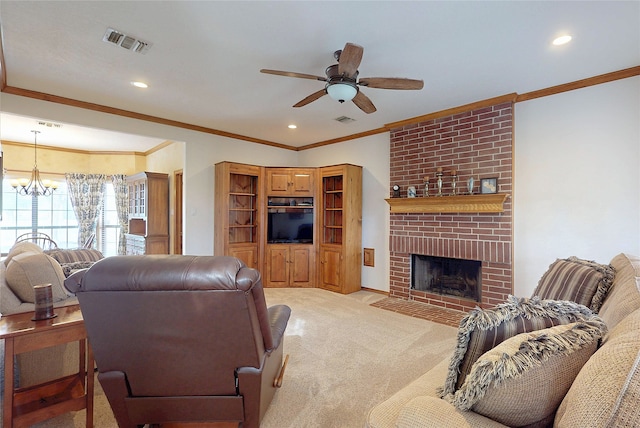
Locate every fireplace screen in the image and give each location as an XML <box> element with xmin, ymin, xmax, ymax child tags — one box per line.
<box><xmin>411</xmin><ymin>254</ymin><xmax>481</xmax><ymax>301</ymax></box>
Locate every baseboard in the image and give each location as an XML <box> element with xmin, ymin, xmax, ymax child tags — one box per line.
<box><xmin>361</xmin><ymin>287</ymin><xmax>389</xmax><ymax>296</ymax></box>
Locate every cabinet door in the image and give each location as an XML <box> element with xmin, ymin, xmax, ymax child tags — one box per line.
<box><xmin>291</xmin><ymin>171</ymin><xmax>313</xmax><ymax>195</ymax></box>
<box><xmin>319</xmin><ymin>246</ymin><xmax>342</xmax><ymax>291</ymax></box>
<box><xmin>145</xmin><ymin>236</ymin><xmax>169</xmax><ymax>255</ymax></box>
<box><xmin>230</xmin><ymin>245</ymin><xmax>259</xmax><ymax>269</ymax></box>
<box><xmin>267</xmin><ymin>171</ymin><xmax>290</xmax><ymax>194</ymax></box>
<box><xmin>125</xmin><ymin>234</ymin><xmax>146</xmax><ymax>255</ymax></box>
<box><xmin>265</xmin><ymin>246</ymin><xmax>289</xmax><ymax>287</ymax></box>
<box><xmin>266</xmin><ymin>168</ymin><xmax>314</xmax><ymax>196</ymax></box>
<box><xmin>290</xmin><ymin>246</ymin><xmax>313</xmax><ymax>287</ymax></box>
<box><xmin>321</xmin><ymin>174</ymin><xmax>344</xmax><ymax>245</ymax></box>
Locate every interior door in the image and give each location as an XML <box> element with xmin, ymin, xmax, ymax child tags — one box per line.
<box><xmin>174</xmin><ymin>170</ymin><xmax>183</xmax><ymax>254</ymax></box>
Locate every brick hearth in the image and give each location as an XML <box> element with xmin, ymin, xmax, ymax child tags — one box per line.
<box><xmin>389</xmin><ymin>102</ymin><xmax>513</xmax><ymax>311</ymax></box>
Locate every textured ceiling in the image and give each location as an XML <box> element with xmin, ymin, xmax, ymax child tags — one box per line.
<box><xmin>1</xmin><ymin>1</ymin><xmax>638</xmax><ymax>152</ymax></box>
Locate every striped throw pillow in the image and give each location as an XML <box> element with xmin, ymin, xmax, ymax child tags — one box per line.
<box><xmin>45</xmin><ymin>248</ymin><xmax>104</xmax><ymax>264</ymax></box>
<box><xmin>533</xmin><ymin>257</ymin><xmax>615</xmax><ymax>313</ymax></box>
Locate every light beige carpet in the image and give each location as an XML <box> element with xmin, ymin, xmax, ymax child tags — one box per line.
<box><xmin>24</xmin><ymin>288</ymin><xmax>458</xmax><ymax>428</ymax></box>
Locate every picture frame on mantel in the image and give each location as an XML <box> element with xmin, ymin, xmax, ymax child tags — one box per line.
<box><xmin>480</xmin><ymin>177</ymin><xmax>498</xmax><ymax>194</ymax></box>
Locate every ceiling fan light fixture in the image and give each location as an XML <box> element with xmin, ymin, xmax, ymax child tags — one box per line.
<box><xmin>552</xmin><ymin>35</ymin><xmax>572</xmax><ymax>46</ymax></box>
<box><xmin>326</xmin><ymin>83</ymin><xmax>357</xmax><ymax>103</ymax></box>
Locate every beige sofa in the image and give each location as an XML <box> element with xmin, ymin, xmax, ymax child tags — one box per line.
<box><xmin>366</xmin><ymin>253</ymin><xmax>640</xmax><ymax>427</ymax></box>
<box><xmin>1</xmin><ymin>241</ymin><xmax>103</xmax><ymax>387</ymax></box>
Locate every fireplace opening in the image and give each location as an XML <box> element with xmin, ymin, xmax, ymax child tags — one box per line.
<box><xmin>411</xmin><ymin>254</ymin><xmax>481</xmax><ymax>302</ymax></box>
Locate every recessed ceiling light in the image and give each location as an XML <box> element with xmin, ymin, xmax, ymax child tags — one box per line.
<box><xmin>552</xmin><ymin>35</ymin><xmax>572</xmax><ymax>46</ymax></box>
<box><xmin>131</xmin><ymin>81</ymin><xmax>148</xmax><ymax>88</ymax></box>
<box><xmin>288</xmin><ymin>124</ymin><xmax>297</xmax><ymax>129</ymax></box>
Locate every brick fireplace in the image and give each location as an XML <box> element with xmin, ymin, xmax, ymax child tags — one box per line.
<box><xmin>389</xmin><ymin>102</ymin><xmax>513</xmax><ymax>311</ymax></box>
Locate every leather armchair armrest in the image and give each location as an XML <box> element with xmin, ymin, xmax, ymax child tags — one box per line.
<box><xmin>63</xmin><ymin>268</ymin><xmax>90</xmax><ymax>293</ymax></box>
<box><xmin>267</xmin><ymin>305</ymin><xmax>291</xmax><ymax>351</ymax></box>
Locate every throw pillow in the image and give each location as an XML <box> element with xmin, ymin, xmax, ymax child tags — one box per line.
<box><xmin>45</xmin><ymin>248</ymin><xmax>104</xmax><ymax>264</ymax></box>
<box><xmin>439</xmin><ymin>296</ymin><xmax>594</xmax><ymax>397</ymax></box>
<box><xmin>4</xmin><ymin>241</ymin><xmax>43</xmax><ymax>266</ymax></box>
<box><xmin>60</xmin><ymin>261</ymin><xmax>97</xmax><ymax>277</ymax></box>
<box><xmin>5</xmin><ymin>252</ymin><xmax>69</xmax><ymax>303</ymax></box>
<box><xmin>554</xmin><ymin>307</ymin><xmax>640</xmax><ymax>427</ymax></box>
<box><xmin>597</xmin><ymin>253</ymin><xmax>640</xmax><ymax>330</ymax></box>
<box><xmin>450</xmin><ymin>319</ymin><xmax>607</xmax><ymax>427</ymax></box>
<box><xmin>533</xmin><ymin>256</ymin><xmax>615</xmax><ymax>313</ymax></box>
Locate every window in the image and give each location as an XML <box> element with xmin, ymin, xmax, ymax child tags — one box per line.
<box><xmin>1</xmin><ymin>180</ymin><xmax>120</xmax><ymax>256</ymax></box>
<box><xmin>96</xmin><ymin>182</ymin><xmax>121</xmax><ymax>256</ymax></box>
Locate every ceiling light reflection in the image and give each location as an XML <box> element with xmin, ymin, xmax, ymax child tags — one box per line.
<box><xmin>286</xmin><ymin>318</ymin><xmax>306</xmax><ymax>336</ymax></box>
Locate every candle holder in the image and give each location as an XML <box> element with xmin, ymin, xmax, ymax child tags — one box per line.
<box><xmin>436</xmin><ymin>170</ymin><xmax>444</xmax><ymax>197</ymax></box>
<box><xmin>451</xmin><ymin>170</ymin><xmax>458</xmax><ymax>195</ymax></box>
<box><xmin>423</xmin><ymin>176</ymin><xmax>429</xmax><ymax>197</ymax></box>
<box><xmin>32</xmin><ymin>283</ymin><xmax>57</xmax><ymax>321</ymax></box>
<box><xmin>467</xmin><ymin>177</ymin><xmax>475</xmax><ymax>195</ymax></box>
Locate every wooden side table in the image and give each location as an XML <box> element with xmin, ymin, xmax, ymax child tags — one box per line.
<box><xmin>1</xmin><ymin>305</ymin><xmax>94</xmax><ymax>428</ymax></box>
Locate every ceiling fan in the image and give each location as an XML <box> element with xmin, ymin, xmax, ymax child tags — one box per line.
<box><xmin>260</xmin><ymin>42</ymin><xmax>424</xmax><ymax>114</ymax></box>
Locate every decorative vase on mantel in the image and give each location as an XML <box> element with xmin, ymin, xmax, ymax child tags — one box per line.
<box><xmin>467</xmin><ymin>177</ymin><xmax>475</xmax><ymax>195</ymax></box>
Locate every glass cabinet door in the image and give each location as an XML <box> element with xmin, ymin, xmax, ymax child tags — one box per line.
<box><xmin>322</xmin><ymin>175</ymin><xmax>343</xmax><ymax>245</ymax></box>
<box><xmin>228</xmin><ymin>173</ymin><xmax>258</xmax><ymax>244</ymax></box>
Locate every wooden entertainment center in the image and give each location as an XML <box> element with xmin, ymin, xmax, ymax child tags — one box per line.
<box><xmin>214</xmin><ymin>162</ymin><xmax>362</xmax><ymax>294</ymax></box>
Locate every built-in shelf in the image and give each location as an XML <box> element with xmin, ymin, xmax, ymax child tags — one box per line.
<box><xmin>385</xmin><ymin>193</ymin><xmax>510</xmax><ymax>213</ymax></box>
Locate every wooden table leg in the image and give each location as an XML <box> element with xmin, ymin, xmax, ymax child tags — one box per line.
<box><xmin>86</xmin><ymin>340</ymin><xmax>94</xmax><ymax>428</ymax></box>
<box><xmin>4</xmin><ymin>338</ymin><xmax>15</xmax><ymax>428</ymax></box>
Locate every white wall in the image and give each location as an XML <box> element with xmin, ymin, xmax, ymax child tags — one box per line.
<box><xmin>513</xmin><ymin>76</ymin><xmax>640</xmax><ymax>296</ymax></box>
<box><xmin>182</xmin><ymin>139</ymin><xmax>297</xmax><ymax>255</ymax></box>
<box><xmin>297</xmin><ymin>133</ymin><xmax>390</xmax><ymax>291</ymax></box>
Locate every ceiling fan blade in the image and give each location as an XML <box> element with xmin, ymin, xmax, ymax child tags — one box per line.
<box><xmin>260</xmin><ymin>69</ymin><xmax>327</xmax><ymax>82</ymax></box>
<box><xmin>358</xmin><ymin>77</ymin><xmax>424</xmax><ymax>90</ymax></box>
<box><xmin>293</xmin><ymin>89</ymin><xmax>327</xmax><ymax>107</ymax></box>
<box><xmin>352</xmin><ymin>91</ymin><xmax>376</xmax><ymax>114</ymax></box>
<box><xmin>338</xmin><ymin>43</ymin><xmax>363</xmax><ymax>78</ymax></box>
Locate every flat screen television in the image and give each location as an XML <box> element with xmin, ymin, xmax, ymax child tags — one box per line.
<box><xmin>267</xmin><ymin>211</ymin><xmax>313</xmax><ymax>243</ymax></box>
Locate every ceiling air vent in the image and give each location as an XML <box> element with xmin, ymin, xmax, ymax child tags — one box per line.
<box><xmin>102</xmin><ymin>28</ymin><xmax>152</xmax><ymax>54</ymax></box>
<box><xmin>37</xmin><ymin>121</ymin><xmax>63</xmax><ymax>129</ymax></box>
<box><xmin>334</xmin><ymin>116</ymin><xmax>356</xmax><ymax>124</ymax></box>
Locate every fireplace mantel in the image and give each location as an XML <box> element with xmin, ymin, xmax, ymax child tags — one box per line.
<box><xmin>385</xmin><ymin>193</ymin><xmax>509</xmax><ymax>213</ymax></box>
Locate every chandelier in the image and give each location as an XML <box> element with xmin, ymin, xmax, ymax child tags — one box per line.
<box><xmin>11</xmin><ymin>130</ymin><xmax>58</xmax><ymax>196</ymax></box>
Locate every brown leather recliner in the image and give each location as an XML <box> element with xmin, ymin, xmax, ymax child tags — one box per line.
<box><xmin>69</xmin><ymin>255</ymin><xmax>291</xmax><ymax>428</ymax></box>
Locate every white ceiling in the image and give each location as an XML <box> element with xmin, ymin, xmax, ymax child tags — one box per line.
<box><xmin>1</xmin><ymin>1</ymin><xmax>638</xmax><ymax>152</ymax></box>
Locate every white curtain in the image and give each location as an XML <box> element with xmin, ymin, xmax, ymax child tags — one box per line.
<box><xmin>65</xmin><ymin>173</ymin><xmax>107</xmax><ymax>248</ymax></box>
